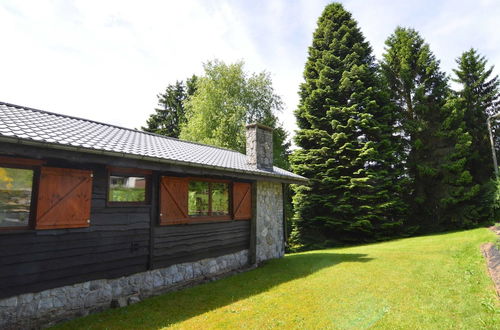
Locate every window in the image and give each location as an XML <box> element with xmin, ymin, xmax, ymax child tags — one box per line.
<box><xmin>160</xmin><ymin>177</ymin><xmax>236</xmax><ymax>225</ymax></box>
<box><xmin>188</xmin><ymin>181</ymin><xmax>229</xmax><ymax>217</ymax></box>
<box><xmin>109</xmin><ymin>176</ymin><xmax>147</xmax><ymax>202</ymax></box>
<box><xmin>0</xmin><ymin>156</ymin><xmax>94</xmax><ymax>230</ymax></box>
<box><xmin>0</xmin><ymin>166</ymin><xmax>35</xmax><ymax>228</ymax></box>
<box><xmin>107</xmin><ymin>167</ymin><xmax>151</xmax><ymax>205</ymax></box>
<box><xmin>211</xmin><ymin>183</ymin><xmax>229</xmax><ymax>216</ymax></box>
<box><xmin>188</xmin><ymin>181</ymin><xmax>209</xmax><ymax>216</ymax></box>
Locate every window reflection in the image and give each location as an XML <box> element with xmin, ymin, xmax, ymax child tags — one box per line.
<box><xmin>188</xmin><ymin>181</ymin><xmax>209</xmax><ymax>216</ymax></box>
<box><xmin>188</xmin><ymin>181</ymin><xmax>229</xmax><ymax>217</ymax></box>
<box><xmin>109</xmin><ymin>175</ymin><xmax>146</xmax><ymax>202</ymax></box>
<box><xmin>0</xmin><ymin>167</ymin><xmax>34</xmax><ymax>227</ymax></box>
<box><xmin>211</xmin><ymin>183</ymin><xmax>229</xmax><ymax>216</ymax></box>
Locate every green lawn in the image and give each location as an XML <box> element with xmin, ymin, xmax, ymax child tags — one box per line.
<box><xmin>55</xmin><ymin>228</ymin><xmax>499</xmax><ymax>329</ymax></box>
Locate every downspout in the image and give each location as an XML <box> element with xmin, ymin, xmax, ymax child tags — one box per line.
<box><xmin>147</xmin><ymin>172</ymin><xmax>159</xmax><ymax>270</ymax></box>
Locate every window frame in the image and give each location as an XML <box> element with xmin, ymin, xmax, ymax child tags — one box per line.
<box><xmin>187</xmin><ymin>178</ymin><xmax>232</xmax><ymax>222</ymax></box>
<box><xmin>0</xmin><ymin>156</ymin><xmax>43</xmax><ymax>231</ymax></box>
<box><xmin>106</xmin><ymin>166</ymin><xmax>152</xmax><ymax>207</ymax></box>
<box><xmin>159</xmin><ymin>176</ymin><xmax>253</xmax><ymax>226</ymax></box>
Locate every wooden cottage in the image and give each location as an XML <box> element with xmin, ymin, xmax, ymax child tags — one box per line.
<box><xmin>0</xmin><ymin>101</ymin><xmax>306</xmax><ymax>328</ymax></box>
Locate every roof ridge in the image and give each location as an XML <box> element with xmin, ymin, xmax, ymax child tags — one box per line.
<box><xmin>0</xmin><ymin>101</ymin><xmax>245</xmax><ymax>155</ymax></box>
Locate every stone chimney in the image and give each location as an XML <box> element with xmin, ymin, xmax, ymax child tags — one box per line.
<box><xmin>246</xmin><ymin>123</ymin><xmax>273</xmax><ymax>171</ymax></box>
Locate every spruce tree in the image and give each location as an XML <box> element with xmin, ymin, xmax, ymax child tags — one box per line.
<box><xmin>438</xmin><ymin>98</ymin><xmax>482</xmax><ymax>228</ymax></box>
<box><xmin>291</xmin><ymin>3</ymin><xmax>407</xmax><ymax>247</ymax></box>
<box><xmin>381</xmin><ymin>28</ymin><xmax>480</xmax><ymax>231</ymax></box>
<box><xmin>453</xmin><ymin>49</ymin><xmax>499</xmax><ymax>178</ymax></box>
<box><xmin>142</xmin><ymin>75</ymin><xmax>197</xmax><ymax>138</ymax></box>
<box><xmin>451</xmin><ymin>49</ymin><xmax>500</xmax><ymax>222</ymax></box>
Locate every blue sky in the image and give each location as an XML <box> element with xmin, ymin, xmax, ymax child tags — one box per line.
<box><xmin>1</xmin><ymin>0</ymin><xmax>499</xmax><ymax>140</ymax></box>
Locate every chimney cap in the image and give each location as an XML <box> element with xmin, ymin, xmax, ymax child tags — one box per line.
<box><xmin>245</xmin><ymin>123</ymin><xmax>273</xmax><ymax>132</ymax></box>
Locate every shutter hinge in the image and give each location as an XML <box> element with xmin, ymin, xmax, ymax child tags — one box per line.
<box><xmin>90</xmin><ymin>173</ymin><xmax>94</xmax><ymax>178</ymax></box>
<box><xmin>159</xmin><ymin>213</ymin><xmax>163</xmax><ymax>217</ymax></box>
<box><xmin>87</xmin><ymin>219</ymin><xmax>90</xmax><ymax>223</ymax></box>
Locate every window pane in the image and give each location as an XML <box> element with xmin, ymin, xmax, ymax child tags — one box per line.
<box><xmin>109</xmin><ymin>176</ymin><xmax>146</xmax><ymax>202</ymax></box>
<box><xmin>211</xmin><ymin>183</ymin><xmax>229</xmax><ymax>216</ymax></box>
<box><xmin>0</xmin><ymin>167</ymin><xmax>34</xmax><ymax>227</ymax></box>
<box><xmin>188</xmin><ymin>181</ymin><xmax>209</xmax><ymax>216</ymax></box>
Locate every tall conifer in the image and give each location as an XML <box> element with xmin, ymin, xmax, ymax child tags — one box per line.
<box><xmin>291</xmin><ymin>3</ymin><xmax>406</xmax><ymax>246</ymax></box>
<box><xmin>452</xmin><ymin>49</ymin><xmax>500</xmax><ymax>222</ymax></box>
<box><xmin>142</xmin><ymin>76</ymin><xmax>197</xmax><ymax>138</ymax></box>
<box><xmin>453</xmin><ymin>49</ymin><xmax>499</xmax><ymax>177</ymax></box>
<box><xmin>381</xmin><ymin>28</ymin><xmax>480</xmax><ymax>230</ymax></box>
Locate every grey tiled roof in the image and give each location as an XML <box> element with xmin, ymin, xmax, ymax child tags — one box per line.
<box><xmin>0</xmin><ymin>102</ymin><xmax>306</xmax><ymax>182</ymax></box>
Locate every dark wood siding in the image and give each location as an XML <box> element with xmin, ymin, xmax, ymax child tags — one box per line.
<box><xmin>0</xmin><ymin>145</ymin><xmax>251</xmax><ymax>299</ymax></box>
<box><xmin>0</xmin><ymin>162</ymin><xmax>150</xmax><ymax>299</ymax></box>
<box><xmin>152</xmin><ymin>221</ymin><xmax>250</xmax><ymax>269</ymax></box>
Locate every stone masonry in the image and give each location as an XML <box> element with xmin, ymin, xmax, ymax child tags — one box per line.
<box><xmin>256</xmin><ymin>181</ymin><xmax>284</xmax><ymax>262</ymax></box>
<box><xmin>0</xmin><ymin>250</ymin><xmax>248</xmax><ymax>329</ymax></box>
<box><xmin>246</xmin><ymin>123</ymin><xmax>273</xmax><ymax>171</ymax></box>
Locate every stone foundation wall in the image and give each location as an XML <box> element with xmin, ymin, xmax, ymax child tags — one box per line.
<box><xmin>0</xmin><ymin>250</ymin><xmax>248</xmax><ymax>329</ymax></box>
<box><xmin>256</xmin><ymin>181</ymin><xmax>284</xmax><ymax>262</ymax></box>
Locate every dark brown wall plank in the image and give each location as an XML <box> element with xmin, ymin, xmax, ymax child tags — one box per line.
<box><xmin>0</xmin><ymin>150</ymin><xmax>252</xmax><ymax>300</ymax></box>
<box><xmin>152</xmin><ymin>220</ymin><xmax>250</xmax><ymax>269</ymax></box>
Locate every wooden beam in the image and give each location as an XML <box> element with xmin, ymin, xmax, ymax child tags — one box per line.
<box><xmin>148</xmin><ymin>172</ymin><xmax>159</xmax><ymax>270</ymax></box>
<box><xmin>0</xmin><ymin>155</ymin><xmax>45</xmax><ymax>166</ymax></box>
<box><xmin>249</xmin><ymin>181</ymin><xmax>257</xmax><ymax>265</ymax></box>
<box><xmin>107</xmin><ymin>166</ymin><xmax>152</xmax><ymax>175</ymax></box>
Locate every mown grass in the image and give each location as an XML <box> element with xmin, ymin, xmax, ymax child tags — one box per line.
<box><xmin>54</xmin><ymin>228</ymin><xmax>499</xmax><ymax>329</ymax></box>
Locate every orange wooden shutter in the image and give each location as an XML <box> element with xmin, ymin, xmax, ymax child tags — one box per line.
<box><xmin>159</xmin><ymin>176</ymin><xmax>188</xmax><ymax>225</ymax></box>
<box><xmin>36</xmin><ymin>167</ymin><xmax>93</xmax><ymax>229</ymax></box>
<box><xmin>233</xmin><ymin>182</ymin><xmax>252</xmax><ymax>220</ymax></box>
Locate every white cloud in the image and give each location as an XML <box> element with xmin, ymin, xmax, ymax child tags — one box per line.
<box><xmin>1</xmin><ymin>0</ymin><xmax>499</xmax><ymax>142</ymax></box>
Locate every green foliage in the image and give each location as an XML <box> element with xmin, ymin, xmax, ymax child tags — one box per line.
<box><xmin>188</xmin><ymin>181</ymin><xmax>209</xmax><ymax>215</ymax></box>
<box><xmin>180</xmin><ymin>59</ymin><xmax>291</xmax><ymax>168</ymax></box>
<box><xmin>187</xmin><ymin>181</ymin><xmax>229</xmax><ymax>216</ymax></box>
<box><xmin>451</xmin><ymin>49</ymin><xmax>500</xmax><ymax>223</ymax></box>
<box><xmin>290</xmin><ymin>3</ymin><xmax>407</xmax><ymax>247</ymax></box>
<box><xmin>142</xmin><ymin>76</ymin><xmax>197</xmax><ymax>138</ymax></box>
<box><xmin>436</xmin><ymin>99</ymin><xmax>484</xmax><ymax>228</ymax></box>
<box><xmin>211</xmin><ymin>184</ymin><xmax>229</xmax><ymax>214</ymax></box>
<box><xmin>380</xmin><ymin>27</ymin><xmax>484</xmax><ymax>231</ymax></box>
<box><xmin>108</xmin><ymin>188</ymin><xmax>145</xmax><ymax>202</ymax></box>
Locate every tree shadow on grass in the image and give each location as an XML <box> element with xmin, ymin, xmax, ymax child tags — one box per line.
<box><xmin>54</xmin><ymin>252</ymin><xmax>373</xmax><ymax>329</ymax></box>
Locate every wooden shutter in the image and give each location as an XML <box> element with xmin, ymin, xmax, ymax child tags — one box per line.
<box><xmin>35</xmin><ymin>167</ymin><xmax>93</xmax><ymax>229</ymax></box>
<box><xmin>233</xmin><ymin>182</ymin><xmax>252</xmax><ymax>220</ymax></box>
<box><xmin>159</xmin><ymin>177</ymin><xmax>188</xmax><ymax>225</ymax></box>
